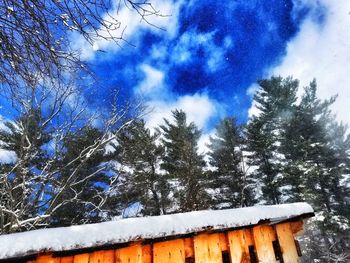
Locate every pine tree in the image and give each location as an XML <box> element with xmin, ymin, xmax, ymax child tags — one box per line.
<box><xmin>246</xmin><ymin>76</ymin><xmax>298</xmax><ymax>204</ymax></box>
<box><xmin>116</xmin><ymin>120</ymin><xmax>170</xmax><ymax>216</ymax></box>
<box><xmin>207</xmin><ymin>117</ymin><xmax>255</xmax><ymax>208</ymax></box>
<box><xmin>160</xmin><ymin>110</ymin><xmax>209</xmax><ymax>212</ymax></box>
<box><xmin>280</xmin><ymin>81</ymin><xmax>350</xmax><ymax>259</ymax></box>
<box><xmin>326</xmin><ymin>121</ymin><xmax>350</xmax><ymax>220</ymax></box>
<box><xmin>280</xmin><ymin>80</ymin><xmax>334</xmax><ymax>204</ymax></box>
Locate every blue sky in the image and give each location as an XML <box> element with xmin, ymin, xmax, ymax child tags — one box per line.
<box><xmin>70</xmin><ymin>0</ymin><xmax>350</xmax><ymax>145</ymax></box>
<box><xmin>0</xmin><ymin>0</ymin><xmax>349</xmax><ymax>161</ymax></box>
<box><xmin>79</xmin><ymin>0</ymin><xmax>311</xmax><ymax>129</ymax></box>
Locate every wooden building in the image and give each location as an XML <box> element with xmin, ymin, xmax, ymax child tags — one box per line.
<box><xmin>0</xmin><ymin>202</ymin><xmax>314</xmax><ymax>263</ymax></box>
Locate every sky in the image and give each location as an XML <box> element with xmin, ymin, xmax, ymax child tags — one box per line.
<box><xmin>72</xmin><ymin>0</ymin><xmax>350</xmax><ymax>138</ymax></box>
<box><xmin>2</xmin><ymin>0</ymin><xmax>349</xmax><ymax>158</ymax></box>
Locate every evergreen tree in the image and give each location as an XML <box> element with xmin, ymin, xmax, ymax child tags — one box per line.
<box><xmin>280</xmin><ymin>81</ymin><xmax>350</xmax><ymax>259</ymax></box>
<box><xmin>207</xmin><ymin>117</ymin><xmax>255</xmax><ymax>208</ymax></box>
<box><xmin>326</xmin><ymin>121</ymin><xmax>350</xmax><ymax>219</ymax></box>
<box><xmin>116</xmin><ymin>120</ymin><xmax>170</xmax><ymax>216</ymax></box>
<box><xmin>246</xmin><ymin>76</ymin><xmax>298</xmax><ymax>204</ymax></box>
<box><xmin>280</xmin><ymin>80</ymin><xmax>335</xmax><ymax>204</ymax></box>
<box><xmin>160</xmin><ymin>110</ymin><xmax>209</xmax><ymax>212</ymax></box>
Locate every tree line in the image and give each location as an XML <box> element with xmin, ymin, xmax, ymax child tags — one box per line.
<box><xmin>0</xmin><ymin>76</ymin><xmax>349</xmax><ymax>261</ymax></box>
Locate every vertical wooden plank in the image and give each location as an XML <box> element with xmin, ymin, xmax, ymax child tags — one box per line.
<box><xmin>89</xmin><ymin>250</ymin><xmax>114</xmax><ymax>263</ymax></box>
<box><xmin>252</xmin><ymin>225</ymin><xmax>276</xmax><ymax>263</ymax></box>
<box><xmin>153</xmin><ymin>239</ymin><xmax>185</xmax><ymax>263</ymax></box>
<box><xmin>116</xmin><ymin>244</ymin><xmax>143</xmax><ymax>263</ymax></box>
<box><xmin>227</xmin><ymin>229</ymin><xmax>253</xmax><ymax>263</ymax></box>
<box><xmin>276</xmin><ymin>223</ymin><xmax>301</xmax><ymax>263</ymax></box>
<box><xmin>73</xmin><ymin>253</ymin><xmax>90</xmax><ymax>263</ymax></box>
<box><xmin>60</xmin><ymin>256</ymin><xmax>74</xmax><ymax>263</ymax></box>
<box><xmin>103</xmin><ymin>250</ymin><xmax>115</xmax><ymax>263</ymax></box>
<box><xmin>89</xmin><ymin>250</ymin><xmax>115</xmax><ymax>263</ymax></box>
<box><xmin>228</xmin><ymin>230</ymin><xmax>243</xmax><ymax>263</ymax></box>
<box><xmin>142</xmin><ymin>244</ymin><xmax>152</xmax><ymax>263</ymax></box>
<box><xmin>90</xmin><ymin>251</ymin><xmax>104</xmax><ymax>263</ymax></box>
<box><xmin>184</xmin><ymin>237</ymin><xmax>194</xmax><ymax>258</ymax></box>
<box><xmin>35</xmin><ymin>255</ymin><xmax>60</xmax><ymax>263</ymax></box>
<box><xmin>218</xmin><ymin>233</ymin><xmax>229</xmax><ymax>252</ymax></box>
<box><xmin>194</xmin><ymin>233</ymin><xmax>222</xmax><ymax>263</ymax></box>
<box><xmin>290</xmin><ymin>221</ymin><xmax>304</xmax><ymax>235</ymax></box>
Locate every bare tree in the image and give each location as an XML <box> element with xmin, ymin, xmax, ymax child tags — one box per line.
<box><xmin>0</xmin><ymin>0</ymin><xmax>162</xmax><ymax>233</ymax></box>
<box><xmin>0</xmin><ymin>0</ymin><xmax>164</xmax><ymax>94</ymax></box>
<box><xmin>0</xmin><ymin>84</ymin><xmax>145</xmax><ymax>233</ymax></box>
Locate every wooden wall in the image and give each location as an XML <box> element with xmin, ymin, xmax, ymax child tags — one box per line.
<box><xmin>28</xmin><ymin>221</ymin><xmax>303</xmax><ymax>263</ymax></box>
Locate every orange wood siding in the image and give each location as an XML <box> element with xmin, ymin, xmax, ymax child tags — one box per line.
<box><xmin>115</xmin><ymin>244</ymin><xmax>143</xmax><ymax>263</ymax></box>
<box><xmin>276</xmin><ymin>223</ymin><xmax>301</xmax><ymax>263</ymax></box>
<box><xmin>26</xmin><ymin>220</ymin><xmax>306</xmax><ymax>263</ymax></box>
<box><xmin>153</xmin><ymin>239</ymin><xmax>185</xmax><ymax>263</ymax></box>
<box><xmin>60</xmin><ymin>256</ymin><xmax>74</xmax><ymax>263</ymax></box>
<box><xmin>35</xmin><ymin>255</ymin><xmax>59</xmax><ymax>263</ymax></box>
<box><xmin>73</xmin><ymin>253</ymin><xmax>90</xmax><ymax>263</ymax></box>
<box><xmin>252</xmin><ymin>225</ymin><xmax>277</xmax><ymax>263</ymax></box>
<box><xmin>142</xmin><ymin>244</ymin><xmax>152</xmax><ymax>263</ymax></box>
<box><xmin>227</xmin><ymin>229</ymin><xmax>254</xmax><ymax>263</ymax></box>
<box><xmin>193</xmin><ymin>233</ymin><xmax>223</xmax><ymax>263</ymax></box>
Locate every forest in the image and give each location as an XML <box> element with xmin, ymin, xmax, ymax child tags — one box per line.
<box><xmin>0</xmin><ymin>76</ymin><xmax>349</xmax><ymax>262</ymax></box>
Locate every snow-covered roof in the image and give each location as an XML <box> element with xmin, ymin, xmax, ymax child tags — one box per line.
<box><xmin>0</xmin><ymin>202</ymin><xmax>313</xmax><ymax>260</ymax></box>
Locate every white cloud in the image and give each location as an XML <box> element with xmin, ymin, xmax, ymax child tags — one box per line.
<box><xmin>269</xmin><ymin>0</ymin><xmax>350</xmax><ymax>124</ymax></box>
<box><xmin>135</xmin><ymin>64</ymin><xmax>165</xmax><ymax>97</ymax></box>
<box><xmin>223</xmin><ymin>36</ymin><xmax>233</xmax><ymax>49</ymax></box>
<box><xmin>0</xmin><ymin>116</ymin><xmax>18</xmax><ymax>164</ymax></box>
<box><xmin>171</xmin><ymin>30</ymin><xmax>226</xmax><ymax>72</ymax></box>
<box><xmin>246</xmin><ymin>83</ymin><xmax>261</xmax><ymax>118</ymax></box>
<box><xmin>207</xmin><ymin>49</ymin><xmax>225</xmax><ymax>72</ymax></box>
<box><xmin>145</xmin><ymin>93</ymin><xmax>218</xmax><ymax>131</ymax></box>
<box><xmin>246</xmin><ymin>83</ymin><xmax>259</xmax><ymax>98</ymax></box>
<box><xmin>73</xmin><ymin>0</ymin><xmax>182</xmax><ymax>60</ymax></box>
<box><xmin>0</xmin><ymin>149</ymin><xmax>17</xmax><ymax>164</ymax></box>
<box><xmin>0</xmin><ymin>115</ymin><xmax>9</xmax><ymax>132</ymax></box>
<box><xmin>198</xmin><ymin>130</ymin><xmax>215</xmax><ymax>155</ymax></box>
<box><xmin>171</xmin><ymin>31</ymin><xmax>197</xmax><ymax>64</ymax></box>
<box><xmin>247</xmin><ymin>100</ymin><xmax>261</xmax><ymax>118</ymax></box>
<box><xmin>150</xmin><ymin>45</ymin><xmax>168</xmax><ymax>60</ymax></box>
<box><xmin>144</xmin><ymin>93</ymin><xmax>218</xmax><ymax>156</ymax></box>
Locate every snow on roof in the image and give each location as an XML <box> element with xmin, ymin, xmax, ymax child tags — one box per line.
<box><xmin>0</xmin><ymin>202</ymin><xmax>313</xmax><ymax>260</ymax></box>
